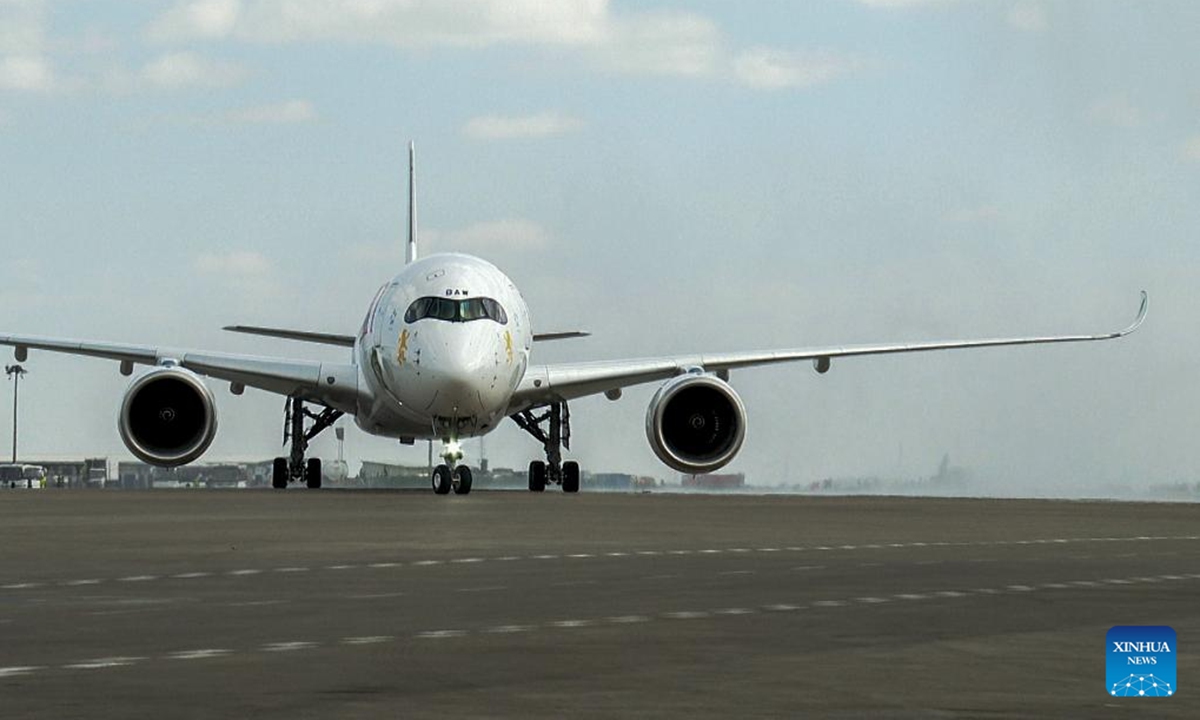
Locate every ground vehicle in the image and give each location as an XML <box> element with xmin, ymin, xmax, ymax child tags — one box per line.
<box><xmin>0</xmin><ymin>463</ymin><xmax>46</xmax><ymax>489</ymax></box>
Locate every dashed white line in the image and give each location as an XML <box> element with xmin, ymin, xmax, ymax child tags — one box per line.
<box><xmin>486</xmin><ymin>625</ymin><xmax>532</xmax><ymax>634</ymax></box>
<box><xmin>63</xmin><ymin>579</ymin><xmax>101</xmax><ymax>586</ymax></box>
<box><xmin>713</xmin><ymin>608</ymin><xmax>756</xmax><ymax>615</ymax></box>
<box><xmin>0</xmin><ymin>666</ymin><xmax>42</xmax><ymax>678</ymax></box>
<box><xmin>552</xmin><ymin>619</ymin><xmax>593</xmax><ymax>628</ymax></box>
<box><xmin>607</xmin><ymin>615</ymin><xmax>650</xmax><ymax>624</ymax></box>
<box><xmin>262</xmin><ymin>642</ymin><xmax>316</xmax><ymax>653</ymax></box>
<box><xmin>166</xmin><ymin>649</ymin><xmax>231</xmax><ymax>661</ymax></box>
<box><xmin>664</xmin><ymin>611</ymin><xmax>709</xmax><ymax>620</ymax></box>
<box><xmin>172</xmin><ymin>572</ymin><xmax>210</xmax><ymax>579</ymax></box>
<box><xmin>325</xmin><ymin>564</ymin><xmax>357</xmax><ymax>571</ymax></box>
<box><xmin>368</xmin><ymin>562</ymin><xmax>400</xmax><ymax>569</ymax></box>
<box><xmin>63</xmin><ymin>656</ymin><xmax>146</xmax><ymax>670</ymax></box>
<box><xmin>856</xmin><ymin>597</ymin><xmax>889</xmax><ymax>604</ymax></box>
<box><xmin>227</xmin><ymin>569</ymin><xmax>262</xmax><ymax>576</ymax></box>
<box><xmin>1</xmin><ymin>583</ymin><xmax>41</xmax><ymax>590</ymax></box>
<box><xmin>118</xmin><ymin>575</ymin><xmax>157</xmax><ymax>583</ymax></box>
<box><xmin>764</xmin><ymin>603</ymin><xmax>802</xmax><ymax>612</ymax></box>
<box><xmin>451</xmin><ymin>558</ymin><xmax>483</xmax><ymax>565</ymax></box>
<box><xmin>274</xmin><ymin>567</ymin><xmax>309</xmax><ymax>573</ymax></box>
<box><xmin>412</xmin><ymin>560</ymin><xmax>442</xmax><ymax>566</ymax></box>
<box><xmin>342</xmin><ymin>635</ymin><xmax>394</xmax><ymax>645</ymax></box>
<box><xmin>416</xmin><ymin>630</ymin><xmax>465</xmax><ymax>639</ymax></box>
<box><xmin>812</xmin><ymin>600</ymin><xmax>846</xmax><ymax>608</ymax></box>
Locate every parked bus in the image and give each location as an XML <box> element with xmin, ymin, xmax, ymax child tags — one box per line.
<box><xmin>0</xmin><ymin>463</ymin><xmax>46</xmax><ymax>489</ymax></box>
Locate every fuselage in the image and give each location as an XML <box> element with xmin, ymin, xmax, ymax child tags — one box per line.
<box><xmin>352</xmin><ymin>253</ymin><xmax>532</xmax><ymax>442</ymax></box>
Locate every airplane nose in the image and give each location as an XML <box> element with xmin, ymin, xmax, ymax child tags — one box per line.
<box><xmin>427</xmin><ymin>344</ymin><xmax>489</xmax><ymax>416</ymax></box>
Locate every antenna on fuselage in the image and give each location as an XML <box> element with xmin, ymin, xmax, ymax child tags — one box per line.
<box><xmin>406</xmin><ymin>141</ymin><xmax>418</xmax><ymax>264</ymax></box>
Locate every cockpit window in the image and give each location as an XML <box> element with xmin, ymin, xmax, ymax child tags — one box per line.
<box><xmin>404</xmin><ymin>297</ymin><xmax>508</xmax><ymax>325</ymax></box>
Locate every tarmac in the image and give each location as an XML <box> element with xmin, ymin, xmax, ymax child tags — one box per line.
<box><xmin>1</xmin><ymin>489</ymin><xmax>1198</xmax><ymax>719</ymax></box>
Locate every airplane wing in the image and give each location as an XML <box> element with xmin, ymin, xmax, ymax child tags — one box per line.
<box><xmin>508</xmin><ymin>291</ymin><xmax>1148</xmax><ymax>411</ymax></box>
<box><xmin>0</xmin><ymin>334</ymin><xmax>360</xmax><ymax>413</ymax></box>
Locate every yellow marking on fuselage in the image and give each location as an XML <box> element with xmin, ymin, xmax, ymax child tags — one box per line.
<box><xmin>504</xmin><ymin>331</ymin><xmax>513</xmax><ymax>364</ymax></box>
<box><xmin>397</xmin><ymin>329</ymin><xmax>409</xmax><ymax>364</ymax></box>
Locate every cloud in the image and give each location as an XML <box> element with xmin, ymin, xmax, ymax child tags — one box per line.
<box><xmin>594</xmin><ymin>10</ymin><xmax>723</xmax><ymax>79</ymax></box>
<box><xmin>1007</xmin><ymin>3</ymin><xmax>1048</xmax><ymax>32</ymax></box>
<box><xmin>0</xmin><ymin>0</ymin><xmax>48</xmax><ymax>55</ymax></box>
<box><xmin>195</xmin><ymin>250</ymin><xmax>274</xmax><ymax>276</ymax></box>
<box><xmin>149</xmin><ymin>0</ymin><xmax>609</xmax><ymax>48</ymax></box>
<box><xmin>429</xmin><ymin>218</ymin><xmax>552</xmax><ymax>253</ymax></box>
<box><xmin>149</xmin><ymin>0</ymin><xmax>242</xmax><ymax>42</ymax></box>
<box><xmin>0</xmin><ymin>54</ymin><xmax>54</xmax><ymax>91</ymax></box>
<box><xmin>140</xmin><ymin>52</ymin><xmax>247</xmax><ymax>89</ymax></box>
<box><xmin>145</xmin><ymin>1</ymin><xmax>857</xmax><ymax>91</ymax></box>
<box><xmin>1087</xmin><ymin>95</ymin><xmax>1145</xmax><ymax>128</ymax></box>
<box><xmin>733</xmin><ymin>48</ymin><xmax>862</xmax><ymax>90</ymax></box>
<box><xmin>854</xmin><ymin>0</ymin><xmax>957</xmax><ymax>8</ymax></box>
<box><xmin>463</xmin><ymin>112</ymin><xmax>583</xmax><ymax>140</ymax></box>
<box><xmin>1183</xmin><ymin>136</ymin><xmax>1200</xmax><ymax>163</ymax></box>
<box><xmin>223</xmin><ymin>99</ymin><xmax>316</xmax><ymax>124</ymax></box>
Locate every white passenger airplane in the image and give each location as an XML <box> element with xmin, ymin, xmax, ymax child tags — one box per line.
<box><xmin>1</xmin><ymin>145</ymin><xmax>1147</xmax><ymax>494</ymax></box>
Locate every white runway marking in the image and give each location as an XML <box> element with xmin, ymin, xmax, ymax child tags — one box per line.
<box><xmin>63</xmin><ymin>656</ymin><xmax>146</xmax><ymax>670</ymax></box>
<box><xmin>342</xmin><ymin>636</ymin><xmax>394</xmax><ymax>645</ymax></box>
<box><xmin>5</xmin><ymin>534</ymin><xmax>1198</xmax><ymax>595</ymax></box>
<box><xmin>9</xmin><ymin>568</ymin><xmax>1200</xmax><ymax>678</ymax></box>
<box><xmin>486</xmin><ymin>625</ymin><xmax>531</xmax><ymax>634</ymax></box>
<box><xmin>416</xmin><ymin>630</ymin><xmax>465</xmax><ymax>639</ymax></box>
<box><xmin>167</xmin><ymin>649</ymin><xmax>231</xmax><ymax>660</ymax></box>
<box><xmin>262</xmin><ymin>642</ymin><xmax>316</xmax><ymax>652</ymax></box>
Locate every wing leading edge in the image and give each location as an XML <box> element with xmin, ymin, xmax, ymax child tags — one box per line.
<box><xmin>508</xmin><ymin>291</ymin><xmax>1148</xmax><ymax>411</ymax></box>
<box><xmin>0</xmin><ymin>333</ymin><xmax>360</xmax><ymax>413</ymax></box>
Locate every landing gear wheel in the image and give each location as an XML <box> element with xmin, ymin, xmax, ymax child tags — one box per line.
<box><xmin>562</xmin><ymin>461</ymin><xmax>580</xmax><ymax>493</ymax></box>
<box><xmin>453</xmin><ymin>465</ymin><xmax>473</xmax><ymax>495</ymax></box>
<box><xmin>432</xmin><ymin>464</ymin><xmax>452</xmax><ymax>495</ymax></box>
<box><xmin>305</xmin><ymin>458</ymin><xmax>322</xmax><ymax>489</ymax></box>
<box><xmin>272</xmin><ymin>457</ymin><xmax>288</xmax><ymax>489</ymax></box>
<box><xmin>528</xmin><ymin>461</ymin><xmax>546</xmax><ymax>492</ymax></box>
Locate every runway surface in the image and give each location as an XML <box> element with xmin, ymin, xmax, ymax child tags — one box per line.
<box><xmin>1</xmin><ymin>489</ymin><xmax>1198</xmax><ymax>719</ymax></box>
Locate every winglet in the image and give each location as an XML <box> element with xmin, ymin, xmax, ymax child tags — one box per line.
<box><xmin>406</xmin><ymin>141</ymin><xmax>418</xmax><ymax>264</ymax></box>
<box><xmin>1116</xmin><ymin>290</ymin><xmax>1149</xmax><ymax>337</ymax></box>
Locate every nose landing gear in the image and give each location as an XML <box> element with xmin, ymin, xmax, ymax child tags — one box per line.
<box><xmin>431</xmin><ymin>440</ymin><xmax>473</xmax><ymax>495</ymax></box>
<box><xmin>513</xmin><ymin>402</ymin><xmax>581</xmax><ymax>493</ymax></box>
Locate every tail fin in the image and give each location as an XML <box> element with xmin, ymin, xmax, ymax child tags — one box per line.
<box><xmin>405</xmin><ymin>141</ymin><xmax>418</xmax><ymax>264</ymax></box>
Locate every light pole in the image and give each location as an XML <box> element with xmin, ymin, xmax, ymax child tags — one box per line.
<box><xmin>5</xmin><ymin>364</ymin><xmax>26</xmax><ymax>463</ymax></box>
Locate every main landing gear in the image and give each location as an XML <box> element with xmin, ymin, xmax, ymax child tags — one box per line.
<box><xmin>512</xmin><ymin>401</ymin><xmax>580</xmax><ymax>493</ymax></box>
<box><xmin>431</xmin><ymin>442</ymin><xmax>473</xmax><ymax>496</ymax></box>
<box><xmin>272</xmin><ymin>396</ymin><xmax>343</xmax><ymax>490</ymax></box>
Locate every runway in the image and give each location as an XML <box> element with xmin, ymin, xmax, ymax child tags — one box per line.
<box><xmin>1</xmin><ymin>490</ymin><xmax>1198</xmax><ymax>718</ymax></box>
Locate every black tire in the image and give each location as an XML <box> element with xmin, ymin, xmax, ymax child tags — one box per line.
<box><xmin>453</xmin><ymin>465</ymin><xmax>473</xmax><ymax>495</ymax></box>
<box><xmin>528</xmin><ymin>461</ymin><xmax>546</xmax><ymax>492</ymax></box>
<box><xmin>306</xmin><ymin>458</ymin><xmax>322</xmax><ymax>489</ymax></box>
<box><xmin>432</xmin><ymin>464</ymin><xmax>452</xmax><ymax>494</ymax></box>
<box><xmin>272</xmin><ymin>458</ymin><xmax>288</xmax><ymax>489</ymax></box>
<box><xmin>562</xmin><ymin>461</ymin><xmax>580</xmax><ymax>494</ymax></box>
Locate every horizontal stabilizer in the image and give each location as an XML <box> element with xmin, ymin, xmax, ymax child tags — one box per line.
<box><xmin>223</xmin><ymin>325</ymin><xmax>356</xmax><ymax>347</ymax></box>
<box><xmin>533</xmin><ymin>331</ymin><xmax>591</xmax><ymax>342</ymax></box>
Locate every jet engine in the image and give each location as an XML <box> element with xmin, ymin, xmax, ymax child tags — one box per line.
<box><xmin>645</xmin><ymin>373</ymin><xmax>746</xmax><ymax>474</ymax></box>
<box><xmin>118</xmin><ymin>367</ymin><xmax>218</xmax><ymax>467</ymax></box>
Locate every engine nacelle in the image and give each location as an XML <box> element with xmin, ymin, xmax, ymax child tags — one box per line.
<box><xmin>645</xmin><ymin>373</ymin><xmax>747</xmax><ymax>474</ymax></box>
<box><xmin>118</xmin><ymin>367</ymin><xmax>218</xmax><ymax>467</ymax></box>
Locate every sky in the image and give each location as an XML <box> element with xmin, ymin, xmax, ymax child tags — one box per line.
<box><xmin>1</xmin><ymin>0</ymin><xmax>1198</xmax><ymax>495</ymax></box>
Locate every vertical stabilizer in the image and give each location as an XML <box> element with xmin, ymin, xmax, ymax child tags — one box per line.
<box><xmin>406</xmin><ymin>141</ymin><xmax>418</xmax><ymax>264</ymax></box>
